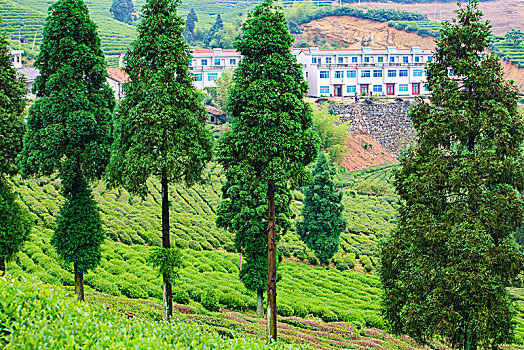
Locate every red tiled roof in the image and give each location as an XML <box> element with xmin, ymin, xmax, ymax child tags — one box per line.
<box><xmin>107</xmin><ymin>68</ymin><xmax>130</xmax><ymax>83</ymax></box>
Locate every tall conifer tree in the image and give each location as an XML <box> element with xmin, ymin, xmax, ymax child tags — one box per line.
<box><xmin>217</xmin><ymin>0</ymin><xmax>319</xmax><ymax>339</ymax></box>
<box><xmin>107</xmin><ymin>0</ymin><xmax>213</xmax><ymax>320</ymax></box>
<box><xmin>297</xmin><ymin>152</ymin><xmax>347</xmax><ymax>266</ymax></box>
<box><xmin>0</xmin><ymin>26</ymin><xmax>32</xmax><ymax>274</ymax></box>
<box><xmin>380</xmin><ymin>1</ymin><xmax>524</xmax><ymax>348</ymax></box>
<box><xmin>216</xmin><ymin>171</ymin><xmax>293</xmax><ymax>317</ymax></box>
<box><xmin>19</xmin><ymin>0</ymin><xmax>115</xmax><ymax>301</ymax></box>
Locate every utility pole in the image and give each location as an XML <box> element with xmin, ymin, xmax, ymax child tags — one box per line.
<box><xmin>32</xmin><ymin>30</ymin><xmax>37</xmax><ymax>51</ymax></box>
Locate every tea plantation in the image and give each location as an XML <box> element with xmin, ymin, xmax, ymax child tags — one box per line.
<box><xmin>5</xmin><ymin>162</ymin><xmax>524</xmax><ymax>347</ymax></box>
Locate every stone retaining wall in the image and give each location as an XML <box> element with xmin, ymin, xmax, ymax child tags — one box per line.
<box><xmin>331</xmin><ymin>100</ymin><xmax>416</xmax><ymax>156</ymax></box>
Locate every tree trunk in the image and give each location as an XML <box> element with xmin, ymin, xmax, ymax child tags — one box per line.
<box><xmin>257</xmin><ymin>289</ymin><xmax>264</xmax><ymax>318</ymax></box>
<box><xmin>464</xmin><ymin>322</ymin><xmax>477</xmax><ymax>350</ymax></box>
<box><xmin>74</xmin><ymin>264</ymin><xmax>84</xmax><ymax>301</ymax></box>
<box><xmin>161</xmin><ymin>173</ymin><xmax>173</xmax><ymax>320</ymax></box>
<box><xmin>266</xmin><ymin>181</ymin><xmax>277</xmax><ymax>341</ymax></box>
<box><xmin>0</xmin><ymin>258</ymin><xmax>5</xmax><ymax>275</ymax></box>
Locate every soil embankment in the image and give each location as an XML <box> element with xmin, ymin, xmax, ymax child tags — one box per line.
<box><xmin>341</xmin><ymin>130</ymin><xmax>397</xmax><ymax>171</ymax></box>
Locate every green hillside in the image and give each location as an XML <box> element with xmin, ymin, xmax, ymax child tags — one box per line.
<box><xmin>0</xmin><ymin>0</ymin><xmax>261</xmax><ymax>67</ymax></box>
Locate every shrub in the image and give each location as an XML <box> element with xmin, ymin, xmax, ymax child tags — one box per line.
<box><xmin>120</xmin><ymin>281</ymin><xmax>148</xmax><ymax>299</ymax></box>
<box><xmin>277</xmin><ymin>303</ymin><xmax>294</xmax><ymax>317</ymax></box>
<box><xmin>201</xmin><ymin>289</ymin><xmax>220</xmax><ymax>312</ymax></box>
<box><xmin>173</xmin><ymin>288</ymin><xmax>190</xmax><ymax>305</ymax></box>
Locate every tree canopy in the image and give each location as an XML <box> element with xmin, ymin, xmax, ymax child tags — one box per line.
<box><xmin>110</xmin><ymin>0</ymin><xmax>134</xmax><ymax>24</ymax></box>
<box><xmin>380</xmin><ymin>1</ymin><xmax>524</xmax><ymax>348</ymax></box>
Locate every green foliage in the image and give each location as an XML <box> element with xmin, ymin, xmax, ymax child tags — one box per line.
<box><xmin>148</xmin><ymin>247</ymin><xmax>183</xmax><ymax>284</ymax></box>
<box><xmin>311</xmin><ymin>103</ymin><xmax>350</xmax><ymax>163</ymax></box>
<box><xmin>184</xmin><ymin>8</ymin><xmax>198</xmax><ymax>43</ymax></box>
<box><xmin>202</xmin><ymin>288</ymin><xmax>220</xmax><ymax>311</ymax></box>
<box><xmin>108</xmin><ymin>0</ymin><xmax>213</xmax><ymax>196</ymax></box>
<box><xmin>204</xmin><ymin>14</ymin><xmax>224</xmax><ymax>48</ymax></box>
<box><xmin>297</xmin><ymin>153</ymin><xmax>347</xmax><ymax>265</ymax></box>
<box><xmin>52</xmin><ymin>176</ymin><xmax>105</xmax><ymax>273</ymax></box>
<box><xmin>0</xmin><ymin>180</ymin><xmax>32</xmax><ymax>270</ymax></box>
<box><xmin>505</xmin><ymin>29</ymin><xmax>524</xmax><ymax>49</ymax></box>
<box><xmin>217</xmin><ymin>0</ymin><xmax>319</xmax><ymax>187</ymax></box>
<box><xmin>217</xmin><ymin>170</ymin><xmax>293</xmax><ymax>293</ymax></box>
<box><xmin>380</xmin><ymin>1</ymin><xmax>524</xmax><ymax>348</ymax></box>
<box><xmin>213</xmin><ymin>70</ymin><xmax>235</xmax><ymax>112</ymax></box>
<box><xmin>110</xmin><ymin>0</ymin><xmax>134</xmax><ymax>24</ymax></box>
<box><xmin>0</xmin><ymin>276</ymin><xmax>298</xmax><ymax>349</ymax></box>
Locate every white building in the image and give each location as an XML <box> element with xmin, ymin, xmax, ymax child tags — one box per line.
<box><xmin>296</xmin><ymin>46</ymin><xmax>433</xmax><ymax>97</ymax></box>
<box><xmin>9</xmin><ymin>48</ymin><xmax>24</xmax><ymax>69</ymax></box>
<box><xmin>106</xmin><ymin>68</ymin><xmax>130</xmax><ymax>100</ymax></box>
<box><xmin>189</xmin><ymin>48</ymin><xmax>241</xmax><ymax>90</ymax></box>
<box><xmin>188</xmin><ymin>46</ymin><xmax>432</xmax><ymax>98</ymax></box>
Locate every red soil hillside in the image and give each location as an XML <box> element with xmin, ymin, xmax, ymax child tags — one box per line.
<box><xmin>341</xmin><ymin>130</ymin><xmax>397</xmax><ymax>171</ymax></box>
<box><xmin>356</xmin><ymin>0</ymin><xmax>524</xmax><ymax>36</ymax></box>
<box><xmin>294</xmin><ymin>15</ymin><xmax>524</xmax><ymax>91</ymax></box>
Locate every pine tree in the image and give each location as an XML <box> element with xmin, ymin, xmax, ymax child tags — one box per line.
<box><xmin>107</xmin><ymin>0</ymin><xmax>213</xmax><ymax>320</ymax></box>
<box><xmin>203</xmin><ymin>14</ymin><xmax>223</xmax><ymax>48</ymax></box>
<box><xmin>0</xmin><ymin>27</ymin><xmax>32</xmax><ymax>274</ymax></box>
<box><xmin>184</xmin><ymin>8</ymin><xmax>198</xmax><ymax>43</ymax></box>
<box><xmin>380</xmin><ymin>1</ymin><xmax>524</xmax><ymax>348</ymax></box>
<box><xmin>217</xmin><ymin>0</ymin><xmax>319</xmax><ymax>339</ymax></box>
<box><xmin>110</xmin><ymin>0</ymin><xmax>134</xmax><ymax>24</ymax></box>
<box><xmin>19</xmin><ymin>0</ymin><xmax>115</xmax><ymax>301</ymax></box>
<box><xmin>216</xmin><ymin>171</ymin><xmax>293</xmax><ymax>317</ymax></box>
<box><xmin>297</xmin><ymin>152</ymin><xmax>347</xmax><ymax>266</ymax></box>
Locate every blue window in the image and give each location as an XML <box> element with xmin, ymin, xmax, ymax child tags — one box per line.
<box><xmin>428</xmin><ymin>56</ymin><xmax>433</xmax><ymax>62</ymax></box>
<box><xmin>338</xmin><ymin>57</ymin><xmax>344</xmax><ymax>63</ymax></box>
<box><xmin>364</xmin><ymin>57</ymin><xmax>370</xmax><ymax>63</ymax></box>
<box><xmin>319</xmin><ymin>71</ymin><xmax>329</xmax><ymax>79</ymax></box>
<box><xmin>335</xmin><ymin>71</ymin><xmax>344</xmax><ymax>78</ymax></box>
<box><xmin>214</xmin><ymin>58</ymin><xmax>221</xmax><ymax>66</ymax></box>
<box><xmin>320</xmin><ymin>86</ymin><xmax>330</xmax><ymax>94</ymax></box>
<box><xmin>378</xmin><ymin>57</ymin><xmax>384</xmax><ymax>63</ymax></box>
<box><xmin>424</xmin><ymin>84</ymin><xmax>431</xmax><ymax>91</ymax></box>
<box><xmin>449</xmin><ymin>69</ymin><xmax>456</xmax><ymax>76</ymax></box>
<box><xmin>399</xmin><ymin>70</ymin><xmax>408</xmax><ymax>77</ymax></box>
<box><xmin>361</xmin><ymin>70</ymin><xmax>370</xmax><ymax>78</ymax></box>
<box><xmin>207</xmin><ymin>73</ymin><xmax>218</xmax><ymax>81</ymax></box>
<box><xmin>312</xmin><ymin>57</ymin><xmax>317</xmax><ymax>64</ymax></box>
<box><xmin>325</xmin><ymin>57</ymin><xmax>332</xmax><ymax>64</ymax></box>
<box><xmin>403</xmin><ymin>56</ymin><xmax>409</xmax><ymax>63</ymax></box>
<box><xmin>399</xmin><ymin>84</ymin><xmax>408</xmax><ymax>92</ymax></box>
<box><xmin>352</xmin><ymin>57</ymin><xmax>358</xmax><ymax>63</ymax></box>
<box><xmin>387</xmin><ymin>70</ymin><xmax>396</xmax><ymax>77</ymax></box>
<box><xmin>193</xmin><ymin>73</ymin><xmax>203</xmax><ymax>81</ymax></box>
<box><xmin>413</xmin><ymin>69</ymin><xmax>423</xmax><ymax>77</ymax></box>
<box><xmin>415</xmin><ymin>56</ymin><xmax>420</xmax><ymax>63</ymax></box>
<box><xmin>390</xmin><ymin>57</ymin><xmax>395</xmax><ymax>62</ymax></box>
<box><xmin>373</xmin><ymin>70</ymin><xmax>382</xmax><ymax>78</ymax></box>
<box><xmin>347</xmin><ymin>70</ymin><xmax>356</xmax><ymax>78</ymax></box>
<box><xmin>347</xmin><ymin>85</ymin><xmax>356</xmax><ymax>93</ymax></box>
<box><xmin>230</xmin><ymin>59</ymin><xmax>236</xmax><ymax>65</ymax></box>
<box><xmin>201</xmin><ymin>59</ymin><xmax>208</xmax><ymax>66</ymax></box>
<box><xmin>373</xmin><ymin>85</ymin><xmax>382</xmax><ymax>93</ymax></box>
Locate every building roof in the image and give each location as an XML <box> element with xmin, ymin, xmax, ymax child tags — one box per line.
<box><xmin>17</xmin><ymin>67</ymin><xmax>40</xmax><ymax>82</ymax></box>
<box><xmin>205</xmin><ymin>104</ymin><xmax>226</xmax><ymax>116</ymax></box>
<box><xmin>107</xmin><ymin>68</ymin><xmax>130</xmax><ymax>83</ymax></box>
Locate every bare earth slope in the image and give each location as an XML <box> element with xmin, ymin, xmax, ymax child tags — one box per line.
<box><xmin>294</xmin><ymin>15</ymin><xmax>524</xmax><ymax>91</ymax></box>
<box><xmin>357</xmin><ymin>0</ymin><xmax>524</xmax><ymax>36</ymax></box>
<box><xmin>342</xmin><ymin>130</ymin><xmax>398</xmax><ymax>171</ymax></box>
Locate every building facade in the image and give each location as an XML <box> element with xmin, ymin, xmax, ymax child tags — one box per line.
<box><xmin>188</xmin><ymin>46</ymin><xmax>433</xmax><ymax>98</ymax></box>
<box><xmin>296</xmin><ymin>46</ymin><xmax>433</xmax><ymax>98</ymax></box>
<box><xmin>189</xmin><ymin>48</ymin><xmax>241</xmax><ymax>90</ymax></box>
